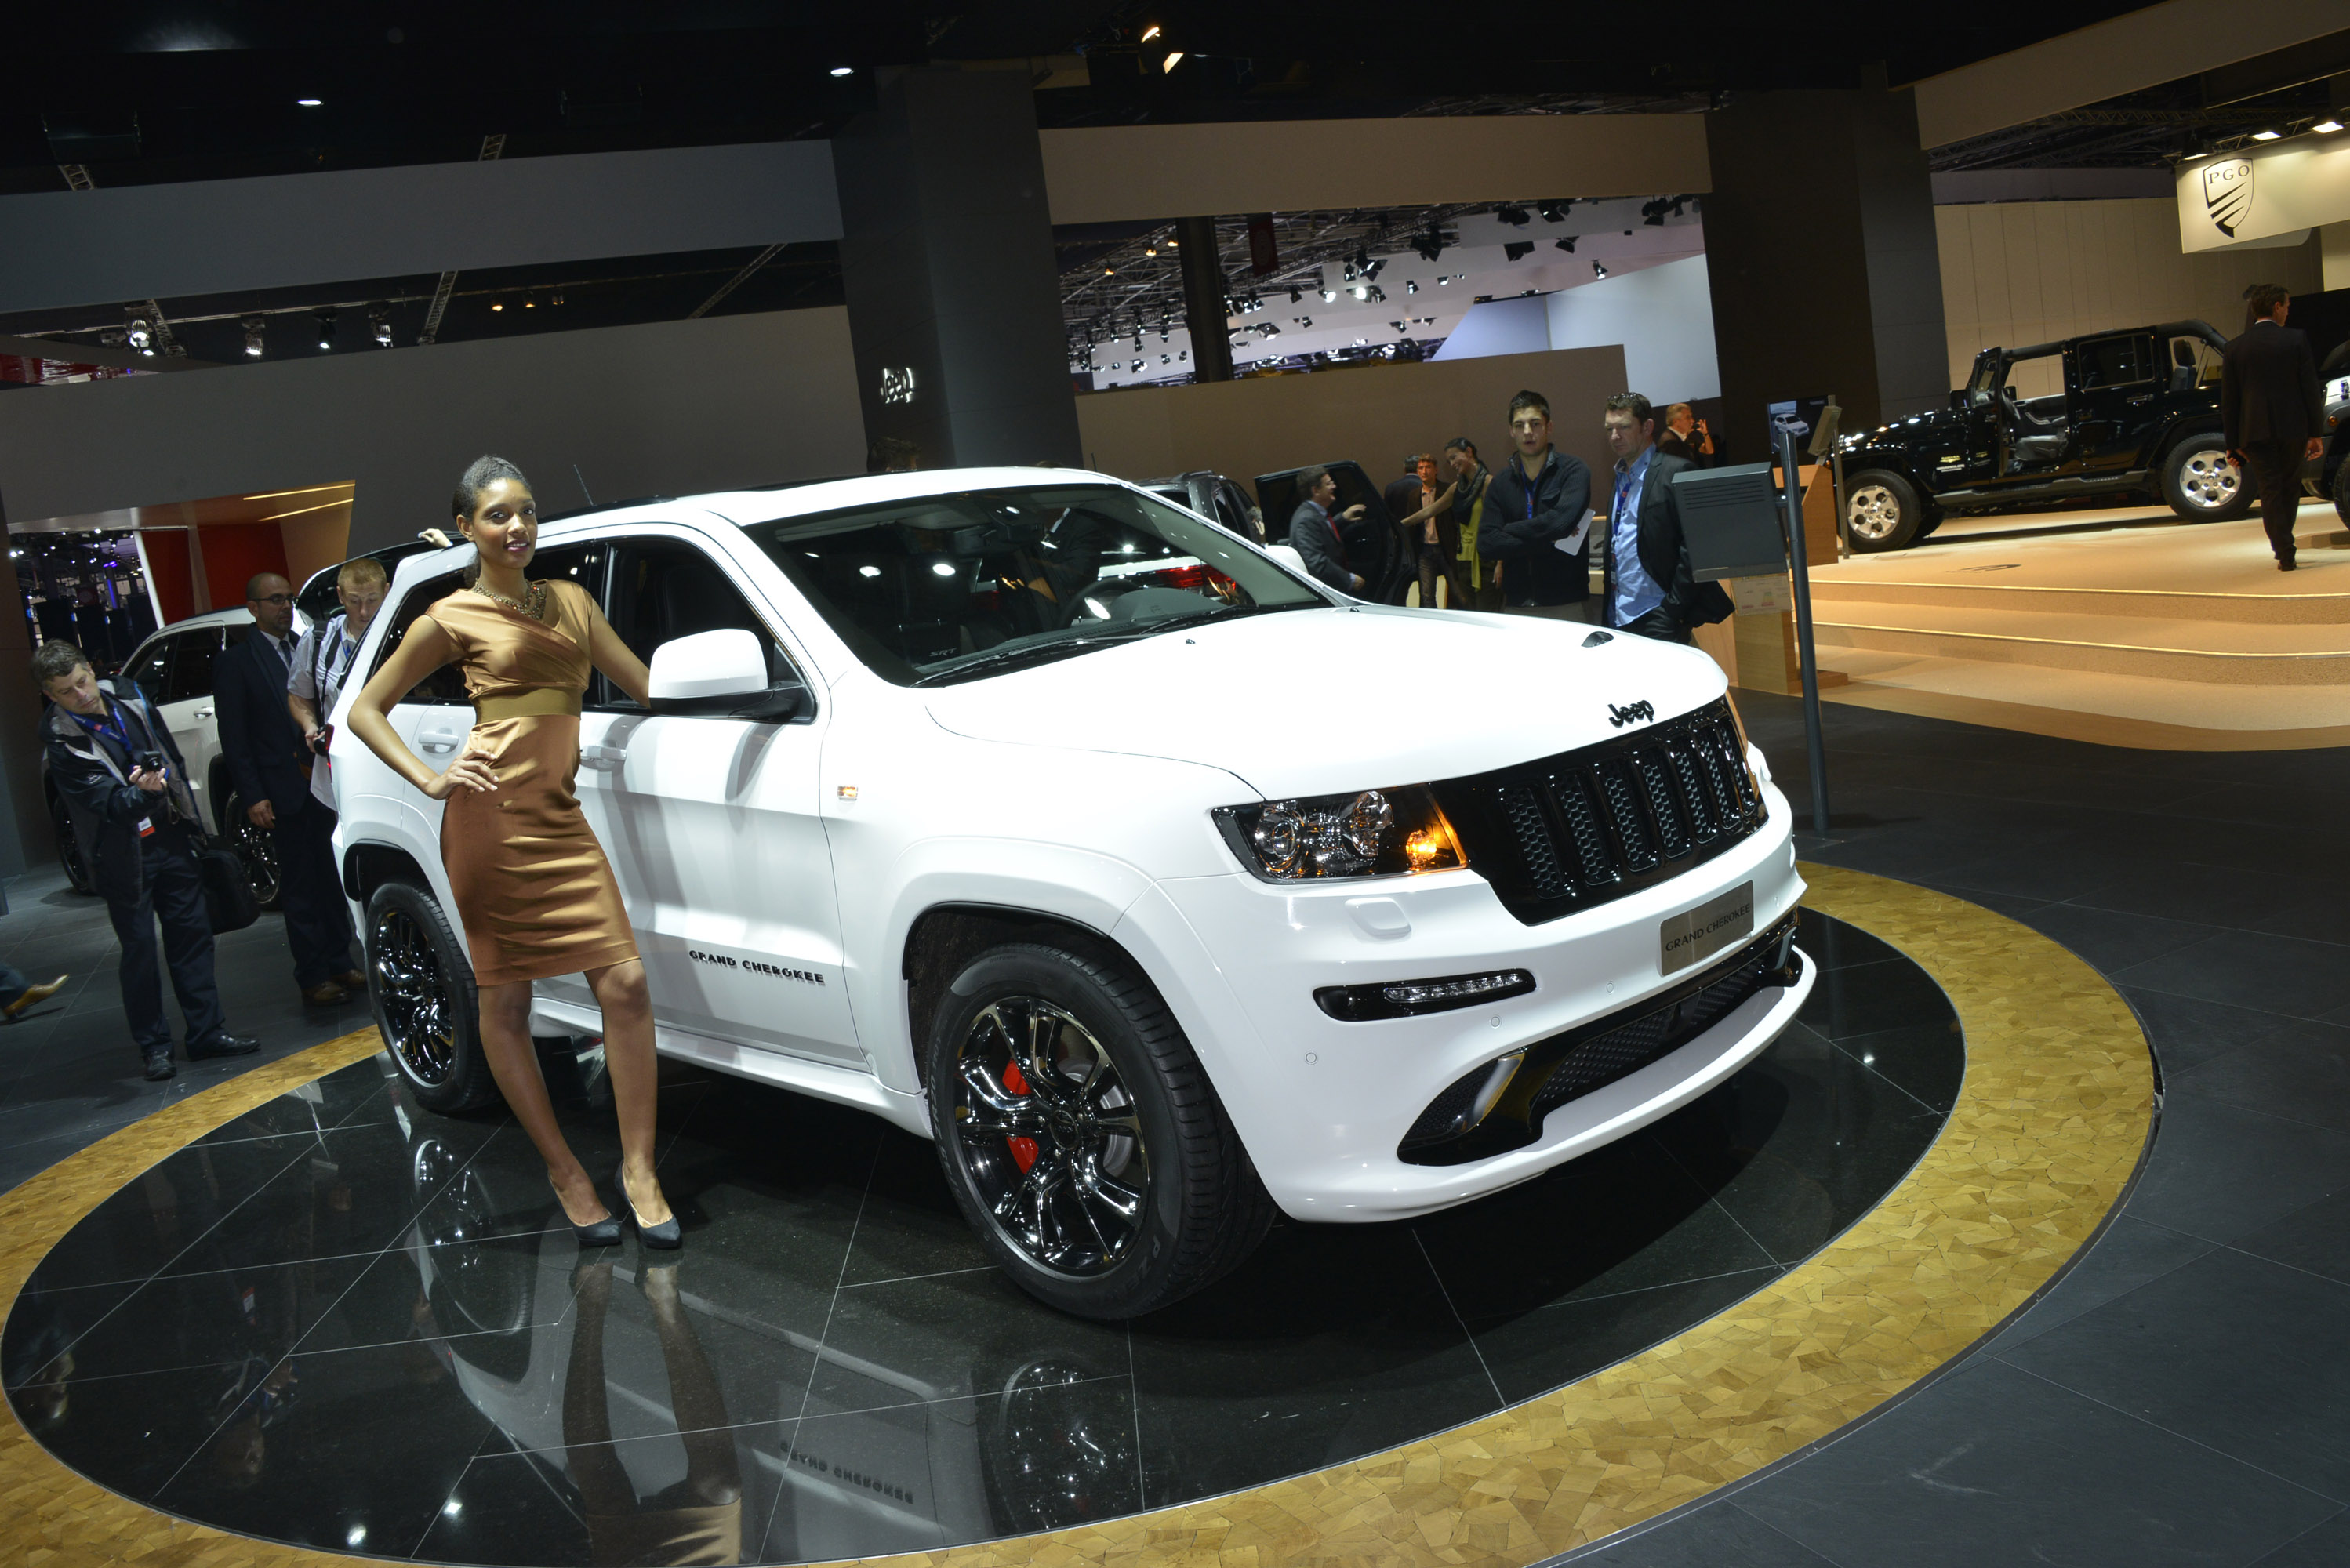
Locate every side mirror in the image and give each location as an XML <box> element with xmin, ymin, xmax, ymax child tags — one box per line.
<box><xmin>1266</xmin><ymin>543</ymin><xmax>1309</xmax><ymax>575</ymax></box>
<box><xmin>647</xmin><ymin>629</ymin><xmax>803</xmax><ymax>720</ymax></box>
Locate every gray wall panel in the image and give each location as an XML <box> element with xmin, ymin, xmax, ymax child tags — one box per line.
<box><xmin>0</xmin><ymin>142</ymin><xmax>844</xmax><ymax>314</ymax></box>
<box><xmin>0</xmin><ymin>308</ymin><xmax>864</xmax><ymax>553</ymax></box>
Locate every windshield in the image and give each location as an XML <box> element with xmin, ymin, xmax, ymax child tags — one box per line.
<box><xmin>749</xmin><ymin>482</ymin><xmax>1326</xmax><ymax>686</ymax></box>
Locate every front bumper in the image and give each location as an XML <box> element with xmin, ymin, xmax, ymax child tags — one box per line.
<box><xmin>1122</xmin><ymin>787</ymin><xmax>1809</xmax><ymax>1221</ymax></box>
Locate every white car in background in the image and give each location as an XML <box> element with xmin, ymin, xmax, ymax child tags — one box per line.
<box><xmin>329</xmin><ymin>468</ymin><xmax>1813</xmax><ymax>1319</ymax></box>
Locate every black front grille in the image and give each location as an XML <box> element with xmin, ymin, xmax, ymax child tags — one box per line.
<box><xmin>1399</xmin><ymin>915</ymin><xmax>1800</xmax><ymax>1167</ymax></box>
<box><xmin>1433</xmin><ymin>699</ymin><xmax>1765</xmax><ymax>925</ymax></box>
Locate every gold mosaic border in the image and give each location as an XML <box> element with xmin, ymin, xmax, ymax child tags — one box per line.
<box><xmin>0</xmin><ymin>866</ymin><xmax>2154</xmax><ymax>1567</ymax></box>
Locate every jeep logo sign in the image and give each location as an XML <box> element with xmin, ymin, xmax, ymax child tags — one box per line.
<box><xmin>1607</xmin><ymin>700</ymin><xmax>1655</xmax><ymax>728</ymax></box>
<box><xmin>2203</xmin><ymin>160</ymin><xmax>2253</xmax><ymax>238</ymax></box>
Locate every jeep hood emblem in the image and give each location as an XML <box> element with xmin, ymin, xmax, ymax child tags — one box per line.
<box><xmin>1607</xmin><ymin>700</ymin><xmax>1655</xmax><ymax>728</ymax></box>
<box><xmin>2203</xmin><ymin>159</ymin><xmax>2252</xmax><ymax>238</ymax></box>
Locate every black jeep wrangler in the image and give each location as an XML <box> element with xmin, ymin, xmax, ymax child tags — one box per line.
<box><xmin>1837</xmin><ymin>320</ymin><xmax>2250</xmax><ymax>552</ymax></box>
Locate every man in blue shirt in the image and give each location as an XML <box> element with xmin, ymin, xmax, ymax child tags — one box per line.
<box><xmin>1600</xmin><ymin>392</ymin><xmax>1731</xmax><ymax>642</ymax></box>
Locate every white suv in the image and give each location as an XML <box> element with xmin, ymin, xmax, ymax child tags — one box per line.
<box><xmin>332</xmin><ymin>468</ymin><xmax>1813</xmax><ymax>1319</ymax></box>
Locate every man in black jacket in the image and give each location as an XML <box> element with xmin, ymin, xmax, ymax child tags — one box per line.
<box><xmin>36</xmin><ymin>642</ymin><xmax>256</xmax><ymax>1080</ymax></box>
<box><xmin>1477</xmin><ymin>390</ymin><xmax>1593</xmax><ymax>617</ymax></box>
<box><xmin>1600</xmin><ymin>392</ymin><xmax>1734</xmax><ymax>642</ymax></box>
<box><xmin>2222</xmin><ymin>282</ymin><xmax>2326</xmax><ymax>570</ymax></box>
<box><xmin>1288</xmin><ymin>467</ymin><xmax>1368</xmax><ymax>593</ymax></box>
<box><xmin>215</xmin><ymin>573</ymin><xmax>363</xmax><ymax>1007</ymax></box>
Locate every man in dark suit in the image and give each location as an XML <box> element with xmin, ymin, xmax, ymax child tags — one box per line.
<box><xmin>1600</xmin><ymin>392</ymin><xmax>1734</xmax><ymax>642</ymax></box>
<box><xmin>1288</xmin><ymin>467</ymin><xmax>1368</xmax><ymax>593</ymax></box>
<box><xmin>36</xmin><ymin>642</ymin><xmax>256</xmax><ymax>1080</ymax></box>
<box><xmin>1477</xmin><ymin>389</ymin><xmax>1595</xmax><ymax>618</ymax></box>
<box><xmin>214</xmin><ymin>573</ymin><xmax>363</xmax><ymax>1007</ymax></box>
<box><xmin>2222</xmin><ymin>282</ymin><xmax>2326</xmax><ymax>571</ymax></box>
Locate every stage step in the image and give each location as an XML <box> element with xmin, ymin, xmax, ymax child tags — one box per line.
<box><xmin>1810</xmin><ymin>596</ymin><xmax>2350</xmax><ymax>685</ymax></box>
<box><xmin>1809</xmin><ymin>575</ymin><xmax>2350</xmax><ymax>625</ymax></box>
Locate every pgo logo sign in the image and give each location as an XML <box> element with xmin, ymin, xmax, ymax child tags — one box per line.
<box><xmin>2203</xmin><ymin>160</ymin><xmax>2253</xmax><ymax>238</ymax></box>
<box><xmin>880</xmin><ymin>367</ymin><xmax>917</xmax><ymax>405</ymax></box>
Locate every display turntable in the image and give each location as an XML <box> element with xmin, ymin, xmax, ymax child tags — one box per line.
<box><xmin>4</xmin><ymin>909</ymin><xmax>1960</xmax><ymax>1566</ymax></box>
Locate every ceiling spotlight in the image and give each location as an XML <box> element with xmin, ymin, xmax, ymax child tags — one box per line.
<box><xmin>552</xmin><ymin>291</ymin><xmax>564</xmax><ymax>305</ymax></box>
<box><xmin>314</xmin><ymin>307</ymin><xmax>336</xmax><ymax>349</ymax></box>
<box><xmin>296</xmin><ymin>97</ymin><xmax>322</xmax><ymax>107</ymax></box>
<box><xmin>1131</xmin><ymin>358</ymin><xmax>1144</xmax><ymax>371</ymax></box>
<box><xmin>1412</xmin><ymin>230</ymin><xmax>1444</xmax><ymax>263</ymax></box>
<box><xmin>1144</xmin><ymin>245</ymin><xmax>1157</xmax><ymax>256</ymax></box>
<box><xmin>1319</xmin><ymin>288</ymin><xmax>1335</xmax><ymax>302</ymax></box>
<box><xmin>1503</xmin><ymin>241</ymin><xmax>1535</xmax><ymax>261</ymax></box>
<box><xmin>523</xmin><ymin>295</ymin><xmax>536</xmax><ymax>308</ymax></box>
<box><xmin>1103</xmin><ymin>266</ymin><xmax>1116</xmax><ymax>276</ymax></box>
<box><xmin>1537</xmin><ymin>201</ymin><xmax>1571</xmax><ymax>222</ymax></box>
<box><xmin>491</xmin><ymin>300</ymin><xmax>504</xmax><ymax>311</ymax></box>
<box><xmin>369</xmin><ymin>303</ymin><xmax>392</xmax><ymax>347</ymax></box>
<box><xmin>1361</xmin><ymin>257</ymin><xmax>1386</xmax><ymax>281</ymax></box>
<box><xmin>1405</xmin><ymin>279</ymin><xmax>1418</xmax><ymax>294</ymax></box>
<box><xmin>124</xmin><ymin>312</ymin><xmax>153</xmax><ymax>353</ymax></box>
<box><xmin>1162</xmin><ymin>50</ymin><xmax>1183</xmax><ymax>73</ymax></box>
<box><xmin>1495</xmin><ymin>205</ymin><xmax>1530</xmax><ymax>227</ymax></box>
<box><xmin>241</xmin><ymin>316</ymin><xmax>265</xmax><ymax>358</ymax></box>
<box><xmin>2318</xmin><ymin>120</ymin><xmax>2345</xmax><ymax>133</ymax></box>
<box><xmin>2251</xmin><ymin>129</ymin><xmax>2283</xmax><ymax>141</ymax></box>
<box><xmin>1298</xmin><ymin>316</ymin><xmax>1313</xmax><ymax>328</ymax></box>
<box><xmin>1555</xmin><ymin>236</ymin><xmax>1578</xmax><ymax>253</ymax></box>
<box><xmin>1350</xmin><ymin>284</ymin><xmax>1367</xmax><ymax>299</ymax></box>
<box><xmin>1640</xmin><ymin>199</ymin><xmax>1668</xmax><ymax>226</ymax></box>
<box><xmin>1140</xmin><ymin>23</ymin><xmax>1161</xmax><ymax>42</ymax></box>
<box><xmin>1289</xmin><ymin>286</ymin><xmax>1302</xmax><ymax>302</ymax></box>
<box><xmin>829</xmin><ymin>66</ymin><xmax>852</xmax><ymax>78</ymax></box>
<box><xmin>1437</xmin><ymin>275</ymin><xmax>1451</xmax><ymax>285</ymax></box>
<box><xmin>1592</xmin><ymin>261</ymin><xmax>1610</xmax><ymax>280</ymax></box>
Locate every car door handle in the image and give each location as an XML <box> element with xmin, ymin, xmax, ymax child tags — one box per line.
<box><xmin>2127</xmin><ymin>394</ymin><xmax>2152</xmax><ymax>405</ymax></box>
<box><xmin>580</xmin><ymin>745</ymin><xmax>627</xmax><ymax>771</ymax></box>
<box><xmin>417</xmin><ymin>725</ymin><xmax>463</xmax><ymax>754</ymax></box>
<box><xmin>192</xmin><ymin>706</ymin><xmax>213</xmax><ymax>720</ymax></box>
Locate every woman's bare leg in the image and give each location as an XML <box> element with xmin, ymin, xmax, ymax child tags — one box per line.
<box><xmin>587</xmin><ymin>958</ymin><xmax>671</xmax><ymax>1227</ymax></box>
<box><xmin>476</xmin><ymin>978</ymin><xmax>608</xmax><ymax>1227</ymax></box>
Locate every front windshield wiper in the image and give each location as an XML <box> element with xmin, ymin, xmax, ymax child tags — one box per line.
<box><xmin>910</xmin><ymin>602</ymin><xmax>1318</xmax><ymax>687</ymax></box>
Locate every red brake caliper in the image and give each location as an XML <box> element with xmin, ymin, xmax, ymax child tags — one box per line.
<box><xmin>1001</xmin><ymin>1060</ymin><xmax>1041</xmax><ymax>1173</ymax></box>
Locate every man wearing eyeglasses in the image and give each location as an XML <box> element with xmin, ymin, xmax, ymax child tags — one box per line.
<box><xmin>214</xmin><ymin>573</ymin><xmax>364</xmax><ymax>1008</ymax></box>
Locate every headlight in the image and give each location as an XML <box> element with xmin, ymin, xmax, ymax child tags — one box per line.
<box><xmin>1213</xmin><ymin>786</ymin><xmax>1466</xmax><ymax>881</ymax></box>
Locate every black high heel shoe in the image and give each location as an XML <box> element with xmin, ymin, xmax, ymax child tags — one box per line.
<box><xmin>554</xmin><ymin>1181</ymin><xmax>623</xmax><ymax>1247</ymax></box>
<box><xmin>617</xmin><ymin>1173</ymin><xmax>681</xmax><ymax>1250</ymax></box>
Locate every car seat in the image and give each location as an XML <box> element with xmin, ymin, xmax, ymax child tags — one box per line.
<box><xmin>2169</xmin><ymin>341</ymin><xmax>2199</xmax><ymax>394</ymax></box>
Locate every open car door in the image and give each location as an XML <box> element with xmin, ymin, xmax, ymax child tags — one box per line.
<box><xmin>1251</xmin><ymin>460</ymin><xmax>1411</xmax><ymax>603</ymax></box>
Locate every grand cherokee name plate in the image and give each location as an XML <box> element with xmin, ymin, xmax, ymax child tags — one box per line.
<box><xmin>1660</xmin><ymin>882</ymin><xmax>1754</xmax><ymax>975</ymax></box>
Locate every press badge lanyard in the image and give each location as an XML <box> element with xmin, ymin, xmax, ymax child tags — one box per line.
<box><xmin>73</xmin><ymin>702</ymin><xmax>160</xmax><ymax>837</ymax></box>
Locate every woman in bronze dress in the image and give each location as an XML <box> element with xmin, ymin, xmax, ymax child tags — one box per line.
<box><xmin>348</xmin><ymin>456</ymin><xmax>677</xmax><ymax>1247</ymax></box>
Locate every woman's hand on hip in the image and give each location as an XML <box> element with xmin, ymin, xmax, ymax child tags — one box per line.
<box><xmin>421</xmin><ymin>742</ymin><xmax>499</xmax><ymax>800</ymax></box>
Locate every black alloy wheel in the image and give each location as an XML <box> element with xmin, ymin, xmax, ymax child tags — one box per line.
<box><xmin>955</xmin><ymin>995</ymin><xmax>1151</xmax><ymax>1276</ymax></box>
<box><xmin>2332</xmin><ymin>455</ymin><xmax>2350</xmax><ymax>526</ymax></box>
<box><xmin>925</xmin><ymin>942</ymin><xmax>1275</xmax><ymax>1319</ymax></box>
<box><xmin>221</xmin><ymin>793</ymin><xmax>284</xmax><ymax>910</ymax></box>
<box><xmin>363</xmin><ymin>880</ymin><xmax>496</xmax><ymax>1112</ymax></box>
<box><xmin>49</xmin><ymin>789</ymin><xmax>92</xmax><ymax>895</ymax></box>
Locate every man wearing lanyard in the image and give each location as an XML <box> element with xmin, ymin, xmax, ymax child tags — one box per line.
<box><xmin>287</xmin><ymin>557</ymin><xmax>389</xmax><ymax>815</ymax></box>
<box><xmin>1475</xmin><ymin>390</ymin><xmax>1593</xmax><ymax>619</ymax></box>
<box><xmin>35</xmin><ymin>641</ymin><xmax>256</xmax><ymax>1081</ymax></box>
<box><xmin>217</xmin><ymin>573</ymin><xmax>364</xmax><ymax>1008</ymax></box>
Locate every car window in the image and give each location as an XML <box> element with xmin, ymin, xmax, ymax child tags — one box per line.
<box><xmin>368</xmin><ymin>571</ymin><xmax>471</xmax><ymax>706</ymax></box>
<box><xmin>2167</xmin><ymin>335</ymin><xmax>2221</xmax><ymax>390</ymax></box>
<box><xmin>162</xmin><ymin>627</ymin><xmax>225</xmax><ymax>703</ymax></box>
<box><xmin>124</xmin><ymin>637</ymin><xmax>174</xmax><ymax>707</ymax></box>
<box><xmin>2004</xmin><ymin>350</ymin><xmax>2065</xmax><ymax>403</ymax></box>
<box><xmin>747</xmin><ymin>482</ymin><xmax>1323</xmax><ymax>687</ymax></box>
<box><xmin>596</xmin><ymin>536</ymin><xmax>801</xmax><ymax>710</ymax></box>
<box><xmin>2076</xmin><ymin>336</ymin><xmax>2157</xmax><ymax>390</ymax></box>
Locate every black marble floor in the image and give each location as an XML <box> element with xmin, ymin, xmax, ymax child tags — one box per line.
<box><xmin>0</xmin><ymin>863</ymin><xmax>376</xmax><ymax>1194</ymax></box>
<box><xmin>1560</xmin><ymin>695</ymin><xmax>2350</xmax><ymax>1568</ymax></box>
<box><xmin>3</xmin><ymin>913</ymin><xmax>1954</xmax><ymax>1566</ymax></box>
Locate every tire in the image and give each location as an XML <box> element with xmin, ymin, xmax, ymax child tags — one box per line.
<box><xmin>2160</xmin><ymin>437</ymin><xmax>2252</xmax><ymax>521</ymax></box>
<box><xmin>924</xmin><ymin>941</ymin><xmax>1275</xmax><ymax>1319</ymax></box>
<box><xmin>2332</xmin><ymin>456</ymin><xmax>2350</xmax><ymax>527</ymax></box>
<box><xmin>1843</xmin><ymin>469</ymin><xmax>1927</xmax><ymax>552</ymax></box>
<box><xmin>49</xmin><ymin>787</ymin><xmax>93</xmax><ymax>895</ymax></box>
<box><xmin>219</xmin><ymin>792</ymin><xmax>284</xmax><ymax>911</ymax></box>
<box><xmin>363</xmin><ymin>879</ymin><xmax>496</xmax><ymax>1113</ymax></box>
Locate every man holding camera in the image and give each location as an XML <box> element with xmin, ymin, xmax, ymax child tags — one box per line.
<box><xmin>216</xmin><ymin>573</ymin><xmax>363</xmax><ymax>1008</ymax></box>
<box><xmin>36</xmin><ymin>642</ymin><xmax>256</xmax><ymax>1080</ymax></box>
